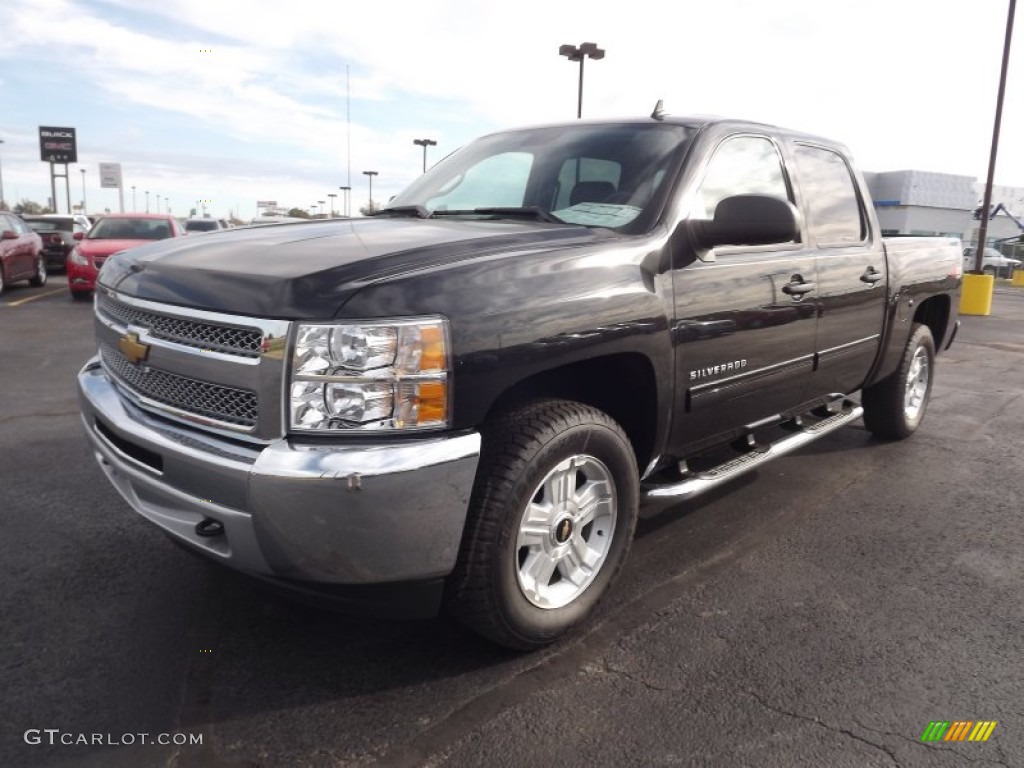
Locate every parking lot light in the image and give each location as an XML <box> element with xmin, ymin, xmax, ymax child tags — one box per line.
<box><xmin>558</xmin><ymin>42</ymin><xmax>605</xmax><ymax>119</ymax></box>
<box><xmin>363</xmin><ymin>171</ymin><xmax>378</xmax><ymax>214</ymax></box>
<box><xmin>413</xmin><ymin>139</ymin><xmax>437</xmax><ymax>174</ymax></box>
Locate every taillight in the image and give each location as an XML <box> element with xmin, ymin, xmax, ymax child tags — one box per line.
<box><xmin>49</xmin><ymin>234</ymin><xmax>63</xmax><ymax>245</ymax></box>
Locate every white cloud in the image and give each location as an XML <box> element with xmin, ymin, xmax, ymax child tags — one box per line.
<box><xmin>1</xmin><ymin>0</ymin><xmax>1022</xmax><ymax>215</ymax></box>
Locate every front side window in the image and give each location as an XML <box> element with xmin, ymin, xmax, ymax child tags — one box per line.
<box><xmin>794</xmin><ymin>144</ymin><xmax>866</xmax><ymax>245</ymax></box>
<box><xmin>690</xmin><ymin>135</ymin><xmax>793</xmax><ymax>221</ymax></box>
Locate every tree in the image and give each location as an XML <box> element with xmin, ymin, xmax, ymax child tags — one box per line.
<box><xmin>286</xmin><ymin>208</ymin><xmax>311</xmax><ymax>219</ymax></box>
<box><xmin>358</xmin><ymin>202</ymin><xmax>380</xmax><ymax>216</ymax></box>
<box><xmin>13</xmin><ymin>199</ymin><xmax>53</xmax><ymax>215</ymax></box>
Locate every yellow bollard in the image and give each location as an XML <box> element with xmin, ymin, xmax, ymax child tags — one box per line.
<box><xmin>960</xmin><ymin>273</ymin><xmax>995</xmax><ymax>316</ymax></box>
<box><xmin>1012</xmin><ymin>269</ymin><xmax>1024</xmax><ymax>287</ymax></box>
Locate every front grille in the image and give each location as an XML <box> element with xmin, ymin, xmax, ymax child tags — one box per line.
<box><xmin>100</xmin><ymin>345</ymin><xmax>257</xmax><ymax>429</ymax></box>
<box><xmin>97</xmin><ymin>292</ymin><xmax>264</xmax><ymax>358</ymax></box>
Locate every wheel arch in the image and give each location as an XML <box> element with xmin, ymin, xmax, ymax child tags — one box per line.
<box><xmin>913</xmin><ymin>294</ymin><xmax>951</xmax><ymax>350</ymax></box>
<box><xmin>481</xmin><ymin>352</ymin><xmax>661</xmax><ymax>475</ymax></box>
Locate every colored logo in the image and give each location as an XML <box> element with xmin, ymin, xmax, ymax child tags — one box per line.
<box><xmin>921</xmin><ymin>721</ymin><xmax>997</xmax><ymax>742</ymax></box>
<box><xmin>118</xmin><ymin>332</ymin><xmax>150</xmax><ymax>365</ymax></box>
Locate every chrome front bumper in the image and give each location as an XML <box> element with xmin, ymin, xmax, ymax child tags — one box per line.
<box><xmin>77</xmin><ymin>357</ymin><xmax>481</xmax><ymax>588</ymax></box>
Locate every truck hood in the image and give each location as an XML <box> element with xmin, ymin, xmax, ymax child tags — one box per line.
<box><xmin>98</xmin><ymin>217</ymin><xmax>606</xmax><ymax>318</ymax></box>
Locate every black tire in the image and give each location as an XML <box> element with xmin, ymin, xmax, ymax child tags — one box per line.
<box><xmin>862</xmin><ymin>323</ymin><xmax>935</xmax><ymax>440</ymax></box>
<box><xmin>29</xmin><ymin>256</ymin><xmax>47</xmax><ymax>288</ymax></box>
<box><xmin>70</xmin><ymin>290</ymin><xmax>93</xmax><ymax>302</ymax></box>
<box><xmin>0</xmin><ymin>265</ymin><xmax>5</xmax><ymax>296</ymax></box>
<box><xmin>445</xmin><ymin>399</ymin><xmax>639</xmax><ymax>650</ymax></box>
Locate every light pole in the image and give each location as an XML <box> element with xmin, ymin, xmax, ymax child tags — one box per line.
<box><xmin>131</xmin><ymin>186</ymin><xmax>136</xmax><ymax>211</ymax></box>
<box><xmin>145</xmin><ymin>190</ymin><xmax>150</xmax><ymax>213</ymax></box>
<box><xmin>558</xmin><ymin>42</ymin><xmax>605</xmax><ymax>119</ymax></box>
<box><xmin>311</xmin><ymin>204</ymin><xmax>318</xmax><ymax>218</ymax></box>
<box><xmin>80</xmin><ymin>168</ymin><xmax>87</xmax><ymax>214</ymax></box>
<box><xmin>327</xmin><ymin>193</ymin><xmax>337</xmax><ymax>217</ymax></box>
<box><xmin>156</xmin><ymin>194</ymin><xmax>161</xmax><ymax>214</ymax></box>
<box><xmin>963</xmin><ymin>0</ymin><xmax>1017</xmax><ymax>316</ymax></box>
<box><xmin>413</xmin><ymin>138</ymin><xmax>437</xmax><ymax>173</ymax></box>
<box><xmin>339</xmin><ymin>186</ymin><xmax>351</xmax><ymax>217</ymax></box>
<box><xmin>362</xmin><ymin>171</ymin><xmax>378</xmax><ymax>213</ymax></box>
<box><xmin>318</xmin><ymin>200</ymin><xmax>325</xmax><ymax>219</ymax></box>
<box><xmin>0</xmin><ymin>139</ymin><xmax>6</xmax><ymax>211</ymax></box>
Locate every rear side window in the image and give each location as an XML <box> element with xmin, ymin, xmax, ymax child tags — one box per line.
<box><xmin>794</xmin><ymin>144</ymin><xmax>866</xmax><ymax>246</ymax></box>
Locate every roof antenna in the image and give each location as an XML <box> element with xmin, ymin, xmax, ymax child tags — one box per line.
<box><xmin>651</xmin><ymin>99</ymin><xmax>666</xmax><ymax>121</ymax></box>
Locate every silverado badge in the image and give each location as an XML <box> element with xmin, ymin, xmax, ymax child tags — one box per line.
<box><xmin>118</xmin><ymin>332</ymin><xmax>150</xmax><ymax>365</ymax></box>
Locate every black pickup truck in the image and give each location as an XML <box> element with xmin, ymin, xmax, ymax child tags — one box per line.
<box><xmin>77</xmin><ymin>116</ymin><xmax>962</xmax><ymax>649</ymax></box>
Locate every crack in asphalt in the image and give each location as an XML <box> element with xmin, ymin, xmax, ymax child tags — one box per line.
<box><xmin>587</xmin><ymin>658</ymin><xmax>681</xmax><ymax>693</ymax></box>
<box><xmin>745</xmin><ymin>690</ymin><xmax>902</xmax><ymax>767</ymax></box>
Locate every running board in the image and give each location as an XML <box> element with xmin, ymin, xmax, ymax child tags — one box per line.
<box><xmin>642</xmin><ymin>404</ymin><xmax>864</xmax><ymax>502</ymax></box>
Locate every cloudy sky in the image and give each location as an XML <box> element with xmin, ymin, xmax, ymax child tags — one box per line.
<box><xmin>0</xmin><ymin>0</ymin><xmax>1020</xmax><ymax>220</ymax></box>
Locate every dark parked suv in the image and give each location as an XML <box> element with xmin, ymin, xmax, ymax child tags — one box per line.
<box><xmin>22</xmin><ymin>215</ymin><xmax>90</xmax><ymax>272</ymax></box>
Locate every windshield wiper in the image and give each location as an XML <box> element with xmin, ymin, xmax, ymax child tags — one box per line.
<box><xmin>432</xmin><ymin>206</ymin><xmax>566</xmax><ymax>224</ymax></box>
<box><xmin>370</xmin><ymin>205</ymin><xmax>431</xmax><ymax>219</ymax></box>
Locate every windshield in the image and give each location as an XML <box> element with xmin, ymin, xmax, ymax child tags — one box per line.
<box><xmin>386</xmin><ymin>123</ymin><xmax>693</xmax><ymax>231</ymax></box>
<box><xmin>89</xmin><ymin>217</ymin><xmax>173</xmax><ymax>240</ymax></box>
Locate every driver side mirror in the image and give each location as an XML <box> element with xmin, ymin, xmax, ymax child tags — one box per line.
<box><xmin>690</xmin><ymin>194</ymin><xmax>800</xmax><ymax>249</ymax></box>
<box><xmin>73</xmin><ymin>231</ymin><xmax>85</xmax><ymax>240</ymax></box>
<box><xmin>1</xmin><ymin>230</ymin><xmax>17</xmax><ymax>241</ymax></box>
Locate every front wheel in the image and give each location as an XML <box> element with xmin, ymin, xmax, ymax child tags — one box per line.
<box><xmin>445</xmin><ymin>399</ymin><xmax>639</xmax><ymax>650</ymax></box>
<box><xmin>862</xmin><ymin>323</ymin><xmax>935</xmax><ymax>440</ymax></box>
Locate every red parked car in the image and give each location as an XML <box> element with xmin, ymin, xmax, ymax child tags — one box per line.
<box><xmin>68</xmin><ymin>214</ymin><xmax>184</xmax><ymax>301</ymax></box>
<box><xmin>0</xmin><ymin>212</ymin><xmax>46</xmax><ymax>295</ymax></box>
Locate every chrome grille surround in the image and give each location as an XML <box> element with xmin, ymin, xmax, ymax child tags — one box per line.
<box><xmin>100</xmin><ymin>344</ymin><xmax>258</xmax><ymax>428</ymax></box>
<box><xmin>93</xmin><ymin>288</ymin><xmax>292</xmax><ymax>441</ymax></box>
<box><xmin>97</xmin><ymin>290</ymin><xmax>264</xmax><ymax>357</ymax></box>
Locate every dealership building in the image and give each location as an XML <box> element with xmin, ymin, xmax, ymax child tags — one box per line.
<box><xmin>863</xmin><ymin>170</ymin><xmax>1024</xmax><ymax>259</ymax></box>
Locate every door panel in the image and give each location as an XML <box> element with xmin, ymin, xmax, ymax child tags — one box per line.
<box><xmin>790</xmin><ymin>142</ymin><xmax>887</xmax><ymax>396</ymax></box>
<box><xmin>670</xmin><ymin>251</ymin><xmax>818</xmax><ymax>452</ymax></box>
<box><xmin>667</xmin><ymin>133</ymin><xmax>819</xmax><ymax>455</ymax></box>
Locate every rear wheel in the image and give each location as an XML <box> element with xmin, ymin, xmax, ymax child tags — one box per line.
<box><xmin>29</xmin><ymin>256</ymin><xmax>47</xmax><ymax>287</ymax></box>
<box><xmin>445</xmin><ymin>399</ymin><xmax>639</xmax><ymax>649</ymax></box>
<box><xmin>0</xmin><ymin>265</ymin><xmax>5</xmax><ymax>295</ymax></box>
<box><xmin>862</xmin><ymin>323</ymin><xmax>935</xmax><ymax>440</ymax></box>
<box><xmin>71</xmin><ymin>290</ymin><xmax>93</xmax><ymax>302</ymax></box>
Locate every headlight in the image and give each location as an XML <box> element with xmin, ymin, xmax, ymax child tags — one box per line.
<box><xmin>289</xmin><ymin>317</ymin><xmax>450</xmax><ymax>431</ymax></box>
<box><xmin>69</xmin><ymin>248</ymin><xmax>89</xmax><ymax>266</ymax></box>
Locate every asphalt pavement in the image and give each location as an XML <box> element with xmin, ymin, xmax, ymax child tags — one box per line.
<box><xmin>1</xmin><ymin>277</ymin><xmax>1021</xmax><ymax>767</ymax></box>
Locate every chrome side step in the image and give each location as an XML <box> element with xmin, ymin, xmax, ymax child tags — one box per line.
<box><xmin>642</xmin><ymin>404</ymin><xmax>864</xmax><ymax>502</ymax></box>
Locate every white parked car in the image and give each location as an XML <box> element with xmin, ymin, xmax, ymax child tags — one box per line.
<box><xmin>963</xmin><ymin>247</ymin><xmax>1022</xmax><ymax>278</ymax></box>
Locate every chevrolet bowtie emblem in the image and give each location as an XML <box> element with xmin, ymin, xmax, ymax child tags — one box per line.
<box><xmin>118</xmin><ymin>332</ymin><xmax>150</xmax><ymax>365</ymax></box>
